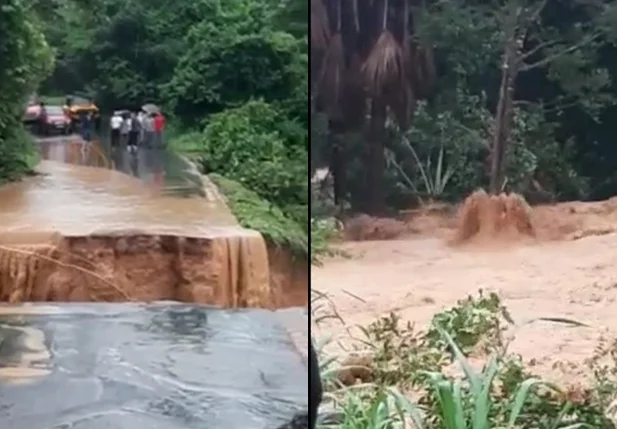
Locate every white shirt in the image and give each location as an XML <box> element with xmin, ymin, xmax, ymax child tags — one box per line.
<box><xmin>110</xmin><ymin>115</ymin><xmax>122</xmax><ymax>130</ymax></box>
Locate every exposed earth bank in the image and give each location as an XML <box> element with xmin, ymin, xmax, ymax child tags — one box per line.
<box><xmin>0</xmin><ymin>231</ymin><xmax>307</xmax><ymax>309</ymax></box>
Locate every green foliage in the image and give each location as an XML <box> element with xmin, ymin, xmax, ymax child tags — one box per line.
<box><xmin>311</xmin><ymin>217</ymin><xmax>341</xmax><ymax>266</ymax></box>
<box><xmin>208</xmin><ymin>173</ymin><xmax>308</xmax><ymax>259</ymax></box>
<box><xmin>275</xmin><ymin>0</ymin><xmax>308</xmax><ymax>40</ymax></box>
<box><xmin>382</xmin><ymin>92</ymin><xmax>589</xmax><ymax>206</ymax></box>
<box><xmin>361</xmin><ymin>313</ymin><xmax>446</xmax><ymax>388</ymax></box>
<box><xmin>426</xmin><ymin>291</ymin><xmax>508</xmax><ymax>355</ymax></box>
<box><xmin>0</xmin><ymin>0</ymin><xmax>54</xmax><ymax>183</ymax></box>
<box><xmin>420</xmin><ymin>327</ymin><xmax>586</xmax><ymax>429</ymax></box>
<box><xmin>39</xmin><ymin>0</ymin><xmax>302</xmax><ymax>117</ymax></box>
<box><xmin>315</xmin><ymin>291</ymin><xmax>613</xmax><ymax>429</ymax></box>
<box><xmin>325</xmin><ymin>387</ymin><xmax>421</xmax><ymax>429</ymax></box>
<box><xmin>386</xmin><ymin>91</ymin><xmax>490</xmax><ymax>203</ymax></box>
<box><xmin>506</xmin><ymin>107</ymin><xmax>589</xmax><ymax>199</ymax></box>
<box><xmin>166</xmin><ymin>26</ymin><xmax>304</xmax><ymax>124</ymax></box>
<box><xmin>178</xmin><ymin>100</ymin><xmax>308</xmax><ymax>214</ymax></box>
<box><xmin>312</xmin><ymin>0</ymin><xmax>617</xmax><ymax>207</ymax></box>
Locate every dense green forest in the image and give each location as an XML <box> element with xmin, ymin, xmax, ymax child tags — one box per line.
<box><xmin>0</xmin><ymin>0</ymin><xmax>310</xmax><ymax>256</ymax></box>
<box><xmin>0</xmin><ymin>0</ymin><xmax>54</xmax><ymax>181</ymax></box>
<box><xmin>311</xmin><ymin>0</ymin><xmax>617</xmax><ymax>216</ymax></box>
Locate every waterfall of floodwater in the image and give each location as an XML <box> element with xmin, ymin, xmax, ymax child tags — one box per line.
<box><xmin>0</xmin><ymin>138</ymin><xmax>282</xmax><ymax>307</ymax></box>
<box><xmin>212</xmin><ymin>233</ymin><xmax>271</xmax><ymax>307</ymax></box>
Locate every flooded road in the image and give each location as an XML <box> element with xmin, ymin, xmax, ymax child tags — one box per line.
<box><xmin>0</xmin><ymin>134</ymin><xmax>308</xmax><ymax>308</ymax></box>
<box><xmin>0</xmin><ymin>302</ymin><xmax>308</xmax><ymax>428</ymax></box>
<box><xmin>0</xmin><ymin>138</ymin><xmax>239</xmax><ymax>236</ymax></box>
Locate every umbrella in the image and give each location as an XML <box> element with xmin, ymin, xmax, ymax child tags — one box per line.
<box><xmin>142</xmin><ymin>103</ymin><xmax>160</xmax><ymax>114</ymax></box>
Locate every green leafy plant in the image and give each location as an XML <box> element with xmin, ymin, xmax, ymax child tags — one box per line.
<box><xmin>383</xmin><ymin>95</ymin><xmax>490</xmax><ymax>206</ymax></box>
<box><xmin>187</xmin><ymin>99</ymin><xmax>308</xmax><ymax>213</ymax></box>
<box><xmin>426</xmin><ymin>291</ymin><xmax>511</xmax><ymax>355</ymax></box>
<box><xmin>322</xmin><ymin>387</ymin><xmax>422</xmax><ymax>429</ymax></box>
<box><xmin>387</xmin><ymin>135</ymin><xmax>456</xmax><ymax>202</ymax></box>
<box><xmin>359</xmin><ymin>312</ymin><xmax>446</xmax><ymax>389</ymax></box>
<box><xmin>0</xmin><ymin>0</ymin><xmax>53</xmax><ymax>184</ymax></box>
<box><xmin>420</xmin><ymin>325</ymin><xmax>589</xmax><ymax>429</ymax></box>
<box><xmin>311</xmin><ymin>217</ymin><xmax>343</xmax><ymax>266</ymax></box>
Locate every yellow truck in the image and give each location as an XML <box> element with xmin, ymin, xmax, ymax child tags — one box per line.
<box><xmin>63</xmin><ymin>94</ymin><xmax>100</xmax><ymax>131</ymax></box>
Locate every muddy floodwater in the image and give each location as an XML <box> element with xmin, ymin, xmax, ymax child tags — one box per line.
<box><xmin>0</xmin><ymin>302</ymin><xmax>308</xmax><ymax>428</ymax></box>
<box><xmin>0</xmin><ymin>138</ymin><xmax>238</xmax><ymax>236</ymax></box>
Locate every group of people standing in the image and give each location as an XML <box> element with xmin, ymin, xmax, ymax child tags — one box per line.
<box><xmin>110</xmin><ymin>110</ymin><xmax>166</xmax><ymax>152</ymax></box>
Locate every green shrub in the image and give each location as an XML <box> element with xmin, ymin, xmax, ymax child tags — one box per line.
<box><xmin>0</xmin><ymin>0</ymin><xmax>53</xmax><ymax>183</ymax></box>
<box><xmin>209</xmin><ymin>173</ymin><xmax>308</xmax><ymax>259</ymax></box>
<box><xmin>166</xmin><ymin>21</ymin><xmax>304</xmax><ymax>124</ymax></box>
<box><xmin>426</xmin><ymin>291</ymin><xmax>510</xmax><ymax>355</ymax></box>
<box><xmin>181</xmin><ymin>100</ymin><xmax>308</xmax><ymax>214</ymax></box>
<box><xmin>311</xmin><ymin>217</ymin><xmax>342</xmax><ymax>266</ymax></box>
<box><xmin>0</xmin><ymin>128</ymin><xmax>39</xmax><ymax>183</ymax></box>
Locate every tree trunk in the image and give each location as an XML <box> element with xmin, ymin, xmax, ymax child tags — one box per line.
<box><xmin>489</xmin><ymin>2</ymin><xmax>519</xmax><ymax>194</ymax></box>
<box><xmin>365</xmin><ymin>98</ymin><xmax>387</xmax><ymax>215</ymax></box>
<box><xmin>328</xmin><ymin>120</ymin><xmax>346</xmax><ymax>207</ymax></box>
<box><xmin>490</xmin><ymin>68</ymin><xmax>517</xmax><ymax>194</ymax></box>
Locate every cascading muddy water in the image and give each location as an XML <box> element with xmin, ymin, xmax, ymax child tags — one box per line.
<box><xmin>0</xmin><ymin>138</ymin><xmax>307</xmax><ymax>308</ymax></box>
<box><xmin>214</xmin><ymin>233</ymin><xmax>271</xmax><ymax>307</ymax></box>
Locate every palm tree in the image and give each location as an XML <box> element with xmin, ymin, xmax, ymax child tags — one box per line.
<box><xmin>311</xmin><ymin>0</ymin><xmax>435</xmax><ymax>215</ymax></box>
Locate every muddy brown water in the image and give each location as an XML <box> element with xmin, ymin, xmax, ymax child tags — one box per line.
<box><xmin>0</xmin><ymin>302</ymin><xmax>308</xmax><ymax>428</ymax></box>
<box><xmin>0</xmin><ymin>137</ymin><xmax>308</xmax><ymax>308</ymax></box>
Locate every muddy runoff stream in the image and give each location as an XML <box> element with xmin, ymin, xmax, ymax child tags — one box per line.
<box><xmin>0</xmin><ymin>137</ymin><xmax>307</xmax><ymax>308</ymax></box>
<box><xmin>0</xmin><ymin>302</ymin><xmax>308</xmax><ymax>428</ymax></box>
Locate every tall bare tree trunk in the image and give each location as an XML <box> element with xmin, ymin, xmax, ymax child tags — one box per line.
<box><xmin>365</xmin><ymin>98</ymin><xmax>387</xmax><ymax>214</ymax></box>
<box><xmin>328</xmin><ymin>120</ymin><xmax>346</xmax><ymax>207</ymax></box>
<box><xmin>489</xmin><ymin>1</ymin><xmax>519</xmax><ymax>194</ymax></box>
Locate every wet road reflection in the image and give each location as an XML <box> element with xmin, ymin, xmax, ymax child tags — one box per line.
<box><xmin>0</xmin><ymin>138</ymin><xmax>239</xmax><ymax>236</ymax></box>
<box><xmin>40</xmin><ymin>137</ymin><xmax>207</xmax><ymax>198</ymax></box>
<box><xmin>0</xmin><ymin>302</ymin><xmax>308</xmax><ymax>428</ymax></box>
